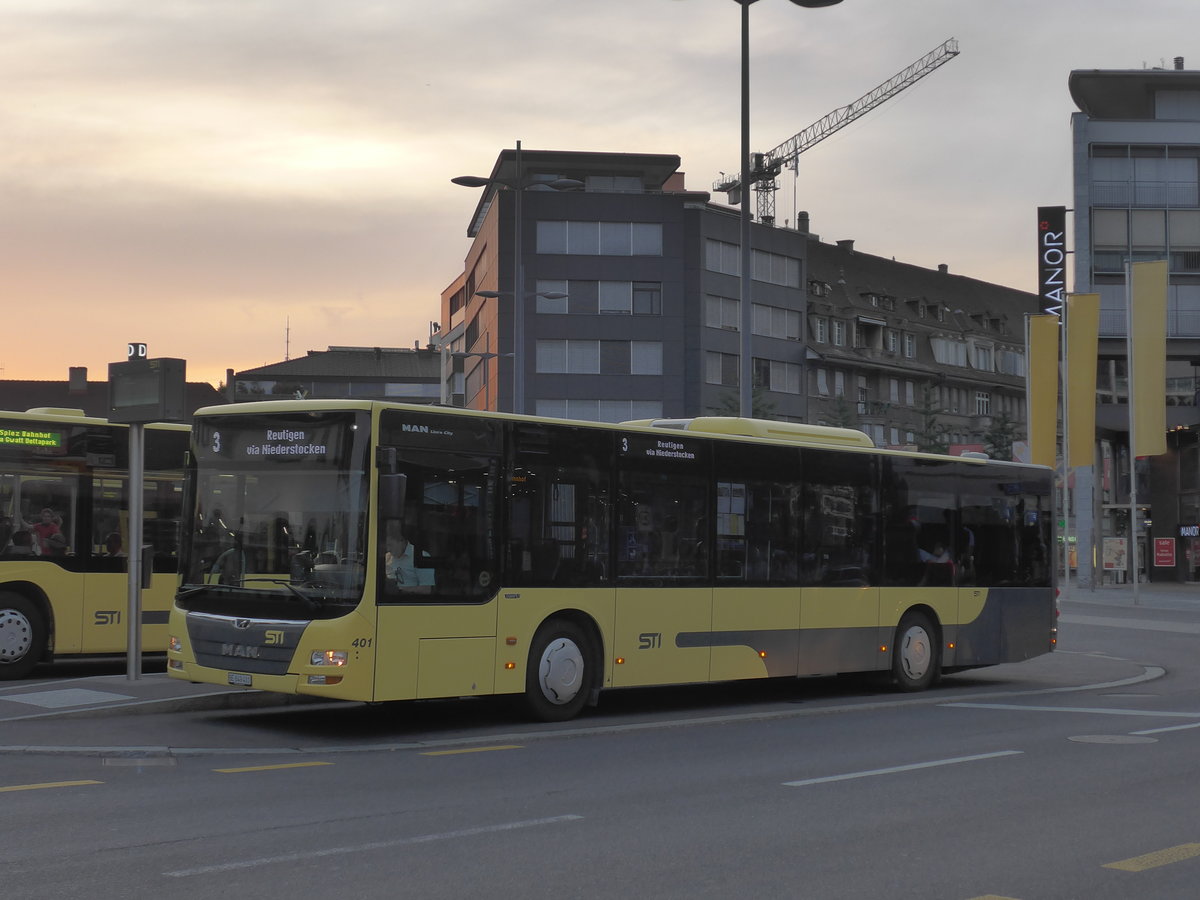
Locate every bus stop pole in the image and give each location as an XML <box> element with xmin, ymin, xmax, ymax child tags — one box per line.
<box><xmin>126</xmin><ymin>422</ymin><xmax>145</xmax><ymax>679</ymax></box>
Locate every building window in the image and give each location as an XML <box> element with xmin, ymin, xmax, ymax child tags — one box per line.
<box><xmin>754</xmin><ymin>358</ymin><xmax>802</xmax><ymax>394</ymax></box>
<box><xmin>538</xmin><ymin>221</ymin><xmax>663</xmax><ymax>256</ymax></box>
<box><xmin>815</xmin><ymin>368</ymin><xmax>830</xmax><ymax>396</ymax></box>
<box><xmin>889</xmin><ymin>378</ymin><xmax>900</xmax><ymax>404</ymax></box>
<box><xmin>811</xmin><ymin>316</ymin><xmax>828</xmax><ymax>344</ymax></box>
<box><xmin>753</xmin><ymin>304</ymin><xmax>801</xmax><ymax>340</ymax></box>
<box><xmin>538</xmin><ymin>340</ymin><xmax>661</xmax><ymax>375</ymax></box>
<box><xmin>832</xmin><ymin>320</ymin><xmax>846</xmax><ymax>346</ymax></box>
<box><xmin>633</xmin><ymin>282</ymin><xmax>662</xmax><ymax>315</ymax></box>
<box><xmin>973</xmin><ymin>343</ymin><xmax>994</xmax><ymax>372</ymax></box>
<box><xmin>931</xmin><ymin>337</ymin><xmax>968</xmax><ymax>366</ymax></box>
<box><xmin>706</xmin><ymin>295</ymin><xmax>740</xmax><ymax>331</ymax></box>
<box><xmin>599</xmin><ymin>281</ymin><xmax>632</xmax><ymax>314</ymax></box>
<box><xmin>706</xmin><ymin>351</ymin><xmax>739</xmax><ymax>386</ymax></box>
<box><xmin>705</xmin><ymin>239</ymin><xmax>741</xmax><ymax>276</ymax></box>
<box><xmin>886</xmin><ymin>329</ymin><xmax>899</xmax><ymax>353</ymax></box>
<box><xmin>904</xmin><ymin>333</ymin><xmax>917</xmax><ymax>358</ymax></box>
<box><xmin>975</xmin><ymin>391</ymin><xmax>991</xmax><ymax>416</ymax></box>
<box><xmin>834</xmin><ymin>371</ymin><xmax>845</xmax><ymax>397</ymax></box>
<box><xmin>905</xmin><ymin>380</ymin><xmax>915</xmax><ymax>406</ymax></box>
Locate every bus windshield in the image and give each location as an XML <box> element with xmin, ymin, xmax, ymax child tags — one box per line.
<box><xmin>178</xmin><ymin>410</ymin><xmax>369</xmax><ymax>617</ymax></box>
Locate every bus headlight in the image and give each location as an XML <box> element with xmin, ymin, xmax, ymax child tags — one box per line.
<box><xmin>311</xmin><ymin>650</ymin><xmax>347</xmax><ymax>667</ymax></box>
<box><xmin>168</xmin><ymin>636</ymin><xmax>182</xmax><ymax>652</ymax></box>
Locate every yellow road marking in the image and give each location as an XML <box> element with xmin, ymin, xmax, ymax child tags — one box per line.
<box><xmin>214</xmin><ymin>762</ymin><xmax>333</xmax><ymax>774</ymax></box>
<box><xmin>0</xmin><ymin>780</ymin><xmax>102</xmax><ymax>793</ymax></box>
<box><xmin>421</xmin><ymin>745</ymin><xmax>523</xmax><ymax>756</ymax></box>
<box><xmin>1104</xmin><ymin>843</ymin><xmax>1200</xmax><ymax>872</ymax></box>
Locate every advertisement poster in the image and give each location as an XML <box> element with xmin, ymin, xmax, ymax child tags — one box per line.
<box><xmin>1154</xmin><ymin>537</ymin><xmax>1176</xmax><ymax>568</ymax></box>
<box><xmin>1103</xmin><ymin>537</ymin><xmax>1127</xmax><ymax>571</ymax></box>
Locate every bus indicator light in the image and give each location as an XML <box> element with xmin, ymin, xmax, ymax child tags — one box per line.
<box><xmin>307</xmin><ymin>675</ymin><xmax>344</xmax><ymax>685</ymax></box>
<box><xmin>758</xmin><ymin>650</ymin><xmax>767</xmax><ymax>659</ymax></box>
<box><xmin>505</xmin><ymin>637</ymin><xmax>518</xmax><ymax>646</ymax></box>
<box><xmin>879</xmin><ymin>645</ymin><xmax>888</xmax><ymax>653</ymax></box>
<box><xmin>504</xmin><ymin>661</ymin><xmax>516</xmax><ymax>670</ymax></box>
<box><xmin>615</xmin><ymin>657</ymin><xmax>625</xmax><ymax>665</ymax></box>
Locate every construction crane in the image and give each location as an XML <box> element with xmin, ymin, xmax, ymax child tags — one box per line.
<box><xmin>714</xmin><ymin>37</ymin><xmax>960</xmax><ymax>227</ymax></box>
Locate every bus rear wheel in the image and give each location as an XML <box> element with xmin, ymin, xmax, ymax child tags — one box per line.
<box><xmin>524</xmin><ymin>619</ymin><xmax>592</xmax><ymax>722</ymax></box>
<box><xmin>892</xmin><ymin>610</ymin><xmax>939</xmax><ymax>692</ymax></box>
<box><xmin>0</xmin><ymin>592</ymin><xmax>46</xmax><ymax>680</ymax></box>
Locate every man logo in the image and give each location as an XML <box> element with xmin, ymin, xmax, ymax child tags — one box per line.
<box><xmin>265</xmin><ymin>630</ymin><xmax>285</xmax><ymax>645</ymax></box>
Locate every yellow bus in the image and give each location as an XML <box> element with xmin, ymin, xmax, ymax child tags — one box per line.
<box><xmin>167</xmin><ymin>400</ymin><xmax>1056</xmax><ymax>720</ymax></box>
<box><xmin>0</xmin><ymin>408</ymin><xmax>189</xmax><ymax>678</ymax></box>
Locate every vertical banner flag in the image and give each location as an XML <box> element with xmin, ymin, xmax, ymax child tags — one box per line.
<box><xmin>1028</xmin><ymin>314</ymin><xmax>1059</xmax><ymax>468</ymax></box>
<box><xmin>1130</xmin><ymin>260</ymin><xmax>1168</xmax><ymax>457</ymax></box>
<box><xmin>1066</xmin><ymin>293</ymin><xmax>1099</xmax><ymax>467</ymax></box>
<box><xmin>1037</xmin><ymin>206</ymin><xmax>1067</xmax><ymax>317</ymax></box>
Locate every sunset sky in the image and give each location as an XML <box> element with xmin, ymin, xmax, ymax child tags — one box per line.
<box><xmin>2</xmin><ymin>0</ymin><xmax>1191</xmax><ymax>387</ymax></box>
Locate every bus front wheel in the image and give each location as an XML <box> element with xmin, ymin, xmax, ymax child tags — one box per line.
<box><xmin>892</xmin><ymin>610</ymin><xmax>940</xmax><ymax>692</ymax></box>
<box><xmin>0</xmin><ymin>592</ymin><xmax>46</xmax><ymax>680</ymax></box>
<box><xmin>524</xmin><ymin>619</ymin><xmax>592</xmax><ymax>722</ymax></box>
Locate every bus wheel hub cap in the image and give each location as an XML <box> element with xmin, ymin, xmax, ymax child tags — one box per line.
<box><xmin>539</xmin><ymin>638</ymin><xmax>584</xmax><ymax>705</ymax></box>
<box><xmin>0</xmin><ymin>610</ymin><xmax>33</xmax><ymax>662</ymax></box>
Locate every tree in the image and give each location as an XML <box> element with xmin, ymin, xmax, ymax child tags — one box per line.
<box><xmin>824</xmin><ymin>394</ymin><xmax>860</xmax><ymax>430</ymax></box>
<box><xmin>914</xmin><ymin>386</ymin><xmax>950</xmax><ymax>454</ymax></box>
<box><xmin>983</xmin><ymin>409</ymin><xmax>1022</xmax><ymax>461</ymax></box>
<box><xmin>713</xmin><ymin>386</ymin><xmax>777</xmax><ymax>419</ymax></box>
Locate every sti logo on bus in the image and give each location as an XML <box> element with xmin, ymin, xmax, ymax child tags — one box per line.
<box><xmin>638</xmin><ymin>632</ymin><xmax>662</xmax><ymax>649</ymax></box>
<box><xmin>264</xmin><ymin>630</ymin><xmax>284</xmax><ymax>645</ymax></box>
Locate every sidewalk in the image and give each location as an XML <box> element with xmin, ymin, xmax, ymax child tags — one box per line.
<box><xmin>0</xmin><ymin>672</ymin><xmax>306</xmax><ymax>724</ymax></box>
<box><xmin>1058</xmin><ymin>579</ymin><xmax>1200</xmax><ymax>611</ymax></box>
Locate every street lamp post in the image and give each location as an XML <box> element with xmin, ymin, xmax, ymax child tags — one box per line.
<box><xmin>736</xmin><ymin>0</ymin><xmax>843</xmax><ymax>417</ymax></box>
<box><xmin>453</xmin><ymin>142</ymin><xmax>583</xmax><ymax>415</ymax></box>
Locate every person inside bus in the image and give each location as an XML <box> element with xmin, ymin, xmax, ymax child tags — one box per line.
<box><xmin>43</xmin><ymin>532</ymin><xmax>69</xmax><ymax>556</ymax></box>
<box><xmin>26</xmin><ymin>507</ymin><xmax>61</xmax><ymax>555</ymax></box>
<box><xmin>918</xmin><ymin>541</ymin><xmax>955</xmax><ymax>585</ymax></box>
<box><xmin>384</xmin><ymin>525</ymin><xmax>435</xmax><ymax>593</ymax></box>
<box><xmin>103</xmin><ymin>532</ymin><xmax>127</xmax><ymax>557</ymax></box>
<box><xmin>7</xmin><ymin>530</ymin><xmax>37</xmax><ymax>557</ymax></box>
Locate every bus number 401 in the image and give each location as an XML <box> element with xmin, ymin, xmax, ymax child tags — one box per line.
<box><xmin>638</xmin><ymin>632</ymin><xmax>662</xmax><ymax>650</ymax></box>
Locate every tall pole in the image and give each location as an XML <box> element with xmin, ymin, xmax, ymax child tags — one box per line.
<box><xmin>738</xmin><ymin>1</ymin><xmax>754</xmax><ymax>418</ymax></box>
<box><xmin>126</xmin><ymin>423</ymin><xmax>144</xmax><ymax>679</ymax></box>
<box><xmin>1125</xmin><ymin>262</ymin><xmax>1141</xmax><ymax>605</ymax></box>
<box><xmin>513</xmin><ymin>140</ymin><xmax>525</xmax><ymax>416</ymax></box>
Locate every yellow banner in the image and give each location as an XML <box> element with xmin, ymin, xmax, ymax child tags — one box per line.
<box><xmin>1027</xmin><ymin>314</ymin><xmax>1059</xmax><ymax>468</ymax></box>
<box><xmin>1066</xmin><ymin>293</ymin><xmax>1099</xmax><ymax>467</ymax></box>
<box><xmin>1130</xmin><ymin>260</ymin><xmax>1167</xmax><ymax>457</ymax></box>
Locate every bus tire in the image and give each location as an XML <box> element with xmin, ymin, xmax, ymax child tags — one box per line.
<box><xmin>0</xmin><ymin>592</ymin><xmax>46</xmax><ymax>680</ymax></box>
<box><xmin>891</xmin><ymin>610</ymin><xmax>939</xmax><ymax>692</ymax></box>
<box><xmin>524</xmin><ymin>618</ymin><xmax>592</xmax><ymax>722</ymax></box>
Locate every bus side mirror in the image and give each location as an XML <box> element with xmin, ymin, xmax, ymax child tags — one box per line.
<box><xmin>380</xmin><ymin>474</ymin><xmax>407</xmax><ymax>520</ymax></box>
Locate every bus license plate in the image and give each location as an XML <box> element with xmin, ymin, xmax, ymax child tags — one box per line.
<box><xmin>228</xmin><ymin>672</ymin><xmax>253</xmax><ymax>687</ymax></box>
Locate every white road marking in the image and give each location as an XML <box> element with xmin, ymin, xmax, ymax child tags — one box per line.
<box><xmin>783</xmin><ymin>750</ymin><xmax>1022</xmax><ymax>787</ymax></box>
<box><xmin>944</xmin><ymin>702</ymin><xmax>1200</xmax><ymax>719</ymax></box>
<box><xmin>164</xmin><ymin>814</ymin><xmax>584</xmax><ymax>877</ymax></box>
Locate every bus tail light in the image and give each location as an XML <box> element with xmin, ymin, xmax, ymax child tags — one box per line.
<box><xmin>311</xmin><ymin>650</ymin><xmax>348</xmax><ymax>667</ymax></box>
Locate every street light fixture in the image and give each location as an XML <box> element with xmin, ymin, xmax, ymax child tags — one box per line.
<box><xmin>735</xmin><ymin>0</ymin><xmax>843</xmax><ymax>418</ymax></box>
<box><xmin>453</xmin><ymin>141</ymin><xmax>584</xmax><ymax>416</ymax></box>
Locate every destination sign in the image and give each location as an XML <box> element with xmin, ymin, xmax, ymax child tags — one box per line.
<box><xmin>0</xmin><ymin>427</ymin><xmax>63</xmax><ymax>449</ymax></box>
<box><xmin>195</xmin><ymin>413</ymin><xmax>358</xmax><ymax>467</ymax></box>
<box><xmin>620</xmin><ymin>433</ymin><xmax>703</xmax><ymax>465</ymax></box>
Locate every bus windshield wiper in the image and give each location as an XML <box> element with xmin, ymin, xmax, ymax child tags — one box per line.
<box><xmin>240</xmin><ymin>577</ymin><xmax>324</xmax><ymax>608</ymax></box>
